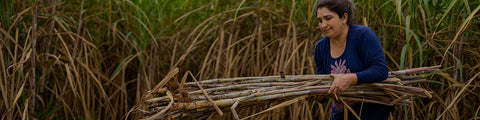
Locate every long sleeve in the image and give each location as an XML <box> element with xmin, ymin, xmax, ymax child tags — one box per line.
<box><xmin>314</xmin><ymin>38</ymin><xmax>328</xmax><ymax>74</ymax></box>
<box><xmin>354</xmin><ymin>28</ymin><xmax>388</xmax><ymax>84</ymax></box>
<box><xmin>315</xmin><ymin>42</ymin><xmax>323</xmax><ymax>74</ymax></box>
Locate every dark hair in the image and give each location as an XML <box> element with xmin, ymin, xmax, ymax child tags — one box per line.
<box><xmin>315</xmin><ymin>0</ymin><xmax>354</xmax><ymax>25</ymax></box>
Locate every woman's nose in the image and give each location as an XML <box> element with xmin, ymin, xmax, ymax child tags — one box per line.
<box><xmin>319</xmin><ymin>22</ymin><xmax>327</xmax><ymax>29</ymax></box>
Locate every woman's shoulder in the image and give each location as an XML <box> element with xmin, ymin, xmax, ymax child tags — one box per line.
<box><xmin>349</xmin><ymin>25</ymin><xmax>377</xmax><ymax>40</ymax></box>
<box><xmin>349</xmin><ymin>25</ymin><xmax>373</xmax><ymax>33</ymax></box>
<box><xmin>316</xmin><ymin>36</ymin><xmax>329</xmax><ymax>46</ymax></box>
<box><xmin>315</xmin><ymin>36</ymin><xmax>329</xmax><ymax>52</ymax></box>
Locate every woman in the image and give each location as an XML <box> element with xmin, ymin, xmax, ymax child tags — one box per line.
<box><xmin>314</xmin><ymin>0</ymin><xmax>393</xmax><ymax>119</ymax></box>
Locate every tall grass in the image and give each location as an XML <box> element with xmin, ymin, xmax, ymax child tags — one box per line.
<box><xmin>0</xmin><ymin>0</ymin><xmax>479</xmax><ymax>119</ymax></box>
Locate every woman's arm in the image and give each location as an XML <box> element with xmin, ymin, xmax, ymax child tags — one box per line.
<box><xmin>328</xmin><ymin>27</ymin><xmax>387</xmax><ymax>95</ymax></box>
<box><xmin>355</xmin><ymin>27</ymin><xmax>388</xmax><ymax>84</ymax></box>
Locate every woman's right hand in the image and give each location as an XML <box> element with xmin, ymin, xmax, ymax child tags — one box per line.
<box><xmin>328</xmin><ymin>73</ymin><xmax>357</xmax><ymax>96</ymax></box>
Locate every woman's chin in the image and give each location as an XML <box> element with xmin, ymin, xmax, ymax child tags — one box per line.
<box><xmin>324</xmin><ymin>33</ymin><xmax>332</xmax><ymax>38</ymax></box>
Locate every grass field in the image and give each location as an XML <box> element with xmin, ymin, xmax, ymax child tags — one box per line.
<box><xmin>1</xmin><ymin>0</ymin><xmax>480</xmax><ymax>119</ymax></box>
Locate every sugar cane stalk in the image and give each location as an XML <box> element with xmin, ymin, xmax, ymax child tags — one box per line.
<box><xmin>189</xmin><ymin>71</ymin><xmax>224</xmax><ymax>116</ymax></box>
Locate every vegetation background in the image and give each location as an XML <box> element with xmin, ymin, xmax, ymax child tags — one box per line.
<box><xmin>1</xmin><ymin>0</ymin><xmax>479</xmax><ymax>119</ymax></box>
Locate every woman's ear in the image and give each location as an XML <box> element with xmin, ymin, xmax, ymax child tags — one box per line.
<box><xmin>342</xmin><ymin>13</ymin><xmax>348</xmax><ymax>24</ymax></box>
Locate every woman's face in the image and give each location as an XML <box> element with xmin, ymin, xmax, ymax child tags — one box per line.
<box><xmin>316</xmin><ymin>7</ymin><xmax>348</xmax><ymax>39</ymax></box>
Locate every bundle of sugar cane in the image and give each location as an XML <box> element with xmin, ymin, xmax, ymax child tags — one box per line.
<box><xmin>139</xmin><ymin>65</ymin><xmax>441</xmax><ymax>120</ymax></box>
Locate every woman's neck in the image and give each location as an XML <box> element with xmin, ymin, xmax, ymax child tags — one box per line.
<box><xmin>330</xmin><ymin>25</ymin><xmax>349</xmax><ymax>45</ymax></box>
<box><xmin>329</xmin><ymin>25</ymin><xmax>349</xmax><ymax>58</ymax></box>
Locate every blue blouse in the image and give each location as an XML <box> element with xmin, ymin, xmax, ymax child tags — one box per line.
<box><xmin>314</xmin><ymin>25</ymin><xmax>389</xmax><ymax>119</ymax></box>
<box><xmin>314</xmin><ymin>25</ymin><xmax>388</xmax><ymax>83</ymax></box>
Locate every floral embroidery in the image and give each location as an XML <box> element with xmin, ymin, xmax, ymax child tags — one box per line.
<box><xmin>330</xmin><ymin>59</ymin><xmax>351</xmax><ymax>74</ymax></box>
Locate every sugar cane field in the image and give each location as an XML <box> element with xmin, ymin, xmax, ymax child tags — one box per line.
<box><xmin>1</xmin><ymin>0</ymin><xmax>480</xmax><ymax>119</ymax></box>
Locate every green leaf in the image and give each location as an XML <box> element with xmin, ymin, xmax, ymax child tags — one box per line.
<box><xmin>110</xmin><ymin>55</ymin><xmax>133</xmax><ymax>80</ymax></box>
<box><xmin>434</xmin><ymin>0</ymin><xmax>459</xmax><ymax>31</ymax></box>
<box><xmin>400</xmin><ymin>44</ymin><xmax>409</xmax><ymax>70</ymax></box>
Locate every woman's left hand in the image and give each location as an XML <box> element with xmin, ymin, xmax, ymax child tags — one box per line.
<box><xmin>328</xmin><ymin>73</ymin><xmax>358</xmax><ymax>96</ymax></box>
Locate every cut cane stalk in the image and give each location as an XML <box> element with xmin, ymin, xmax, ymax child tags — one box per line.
<box><xmin>140</xmin><ymin>66</ymin><xmax>440</xmax><ymax>119</ymax></box>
